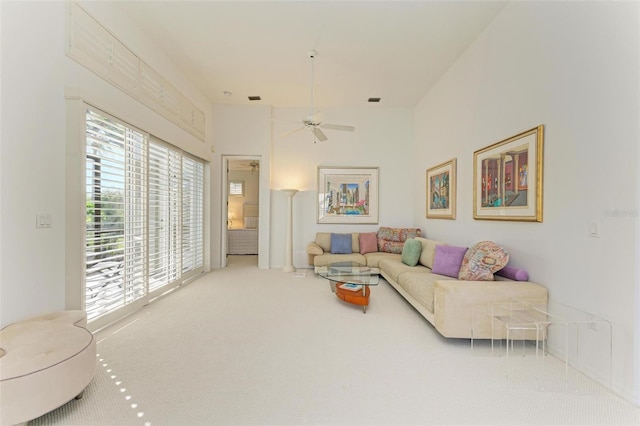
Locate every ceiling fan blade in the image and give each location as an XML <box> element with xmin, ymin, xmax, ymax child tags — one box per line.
<box><xmin>320</xmin><ymin>123</ymin><xmax>355</xmax><ymax>132</ymax></box>
<box><xmin>312</xmin><ymin>127</ymin><xmax>328</xmax><ymax>142</ymax></box>
<box><xmin>280</xmin><ymin>126</ymin><xmax>305</xmax><ymax>137</ymax></box>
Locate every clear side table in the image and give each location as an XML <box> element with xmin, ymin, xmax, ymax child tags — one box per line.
<box><xmin>472</xmin><ymin>299</ymin><xmax>612</xmax><ymax>393</ymax></box>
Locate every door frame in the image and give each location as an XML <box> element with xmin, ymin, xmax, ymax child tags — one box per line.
<box><xmin>221</xmin><ymin>155</ymin><xmax>263</xmax><ymax>268</ymax></box>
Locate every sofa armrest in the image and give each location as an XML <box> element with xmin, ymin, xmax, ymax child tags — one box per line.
<box><xmin>306</xmin><ymin>242</ymin><xmax>324</xmax><ymax>255</ymax></box>
<box><xmin>306</xmin><ymin>242</ymin><xmax>324</xmax><ymax>266</ymax></box>
<box><xmin>433</xmin><ymin>279</ymin><xmax>548</xmax><ymax>338</ymax></box>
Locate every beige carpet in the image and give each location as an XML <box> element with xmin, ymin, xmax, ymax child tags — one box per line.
<box><xmin>32</xmin><ymin>256</ymin><xmax>640</xmax><ymax>425</ymax></box>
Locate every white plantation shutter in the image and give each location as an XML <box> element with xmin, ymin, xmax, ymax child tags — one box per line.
<box><xmin>84</xmin><ymin>107</ymin><xmax>205</xmax><ymax>324</ymax></box>
<box><xmin>148</xmin><ymin>140</ymin><xmax>182</xmax><ymax>292</ymax></box>
<box><xmin>182</xmin><ymin>156</ymin><xmax>204</xmax><ymax>275</ymax></box>
<box><xmin>67</xmin><ymin>3</ymin><xmax>206</xmax><ymax>142</ymax></box>
<box><xmin>141</xmin><ymin>62</ymin><xmax>180</xmax><ymax>121</ymax></box>
<box><xmin>85</xmin><ymin>109</ymin><xmax>147</xmax><ymax>321</ymax></box>
<box><xmin>124</xmin><ymin>129</ymin><xmax>147</xmax><ymax>304</ymax></box>
<box><xmin>67</xmin><ymin>2</ymin><xmax>140</xmax><ymax>96</ymax></box>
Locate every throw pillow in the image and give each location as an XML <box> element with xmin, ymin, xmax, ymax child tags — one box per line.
<box><xmin>416</xmin><ymin>237</ymin><xmax>447</xmax><ymax>269</ymax></box>
<box><xmin>330</xmin><ymin>233</ymin><xmax>352</xmax><ymax>254</ymax></box>
<box><xmin>378</xmin><ymin>239</ymin><xmax>405</xmax><ymax>254</ymax></box>
<box><xmin>432</xmin><ymin>245</ymin><xmax>468</xmax><ymax>278</ymax></box>
<box><xmin>359</xmin><ymin>232</ymin><xmax>378</xmax><ymax>254</ymax></box>
<box><xmin>458</xmin><ymin>241</ymin><xmax>509</xmax><ymax>281</ymax></box>
<box><xmin>495</xmin><ymin>265</ymin><xmax>529</xmax><ymax>281</ymax></box>
<box><xmin>377</xmin><ymin>227</ymin><xmax>422</xmax><ymax>242</ymax></box>
<box><xmin>401</xmin><ymin>239</ymin><xmax>423</xmax><ymax>267</ymax></box>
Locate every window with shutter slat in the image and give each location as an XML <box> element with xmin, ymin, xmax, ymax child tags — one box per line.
<box><xmin>67</xmin><ymin>3</ymin><xmax>205</xmax><ymax>141</ymax></box>
<box><xmin>84</xmin><ymin>107</ymin><xmax>204</xmax><ymax>324</ymax></box>
<box><xmin>85</xmin><ymin>109</ymin><xmax>147</xmax><ymax>322</ymax></box>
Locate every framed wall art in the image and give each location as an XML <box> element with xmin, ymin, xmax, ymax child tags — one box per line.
<box><xmin>426</xmin><ymin>158</ymin><xmax>456</xmax><ymax>219</ymax></box>
<box><xmin>317</xmin><ymin>166</ymin><xmax>379</xmax><ymax>224</ymax></box>
<box><xmin>473</xmin><ymin>125</ymin><xmax>544</xmax><ymax>222</ymax></box>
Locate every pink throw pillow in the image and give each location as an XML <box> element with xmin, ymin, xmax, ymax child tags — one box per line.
<box><xmin>359</xmin><ymin>232</ymin><xmax>378</xmax><ymax>254</ymax></box>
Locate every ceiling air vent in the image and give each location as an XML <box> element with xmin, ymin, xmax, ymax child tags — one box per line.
<box><xmin>368</xmin><ymin>97</ymin><xmax>381</xmax><ymax>103</ymax></box>
<box><xmin>248</xmin><ymin>96</ymin><xmax>261</xmax><ymax>101</ymax></box>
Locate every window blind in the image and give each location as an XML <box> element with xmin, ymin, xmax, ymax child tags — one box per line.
<box><xmin>85</xmin><ymin>109</ymin><xmax>147</xmax><ymax>321</ymax></box>
<box><xmin>148</xmin><ymin>141</ymin><xmax>182</xmax><ymax>292</ymax></box>
<box><xmin>182</xmin><ymin>156</ymin><xmax>204</xmax><ymax>274</ymax></box>
<box><xmin>84</xmin><ymin>107</ymin><xmax>205</xmax><ymax>323</ymax></box>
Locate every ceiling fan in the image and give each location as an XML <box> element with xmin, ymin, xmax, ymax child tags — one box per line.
<box><xmin>279</xmin><ymin>50</ymin><xmax>355</xmax><ymax>143</ymax></box>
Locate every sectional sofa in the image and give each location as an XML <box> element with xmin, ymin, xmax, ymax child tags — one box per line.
<box><xmin>306</xmin><ymin>228</ymin><xmax>548</xmax><ymax>339</ymax></box>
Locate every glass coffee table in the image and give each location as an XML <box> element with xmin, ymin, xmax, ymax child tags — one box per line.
<box><xmin>316</xmin><ymin>262</ymin><xmax>380</xmax><ymax>313</ymax></box>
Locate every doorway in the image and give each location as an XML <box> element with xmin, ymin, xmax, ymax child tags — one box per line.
<box><xmin>222</xmin><ymin>156</ymin><xmax>261</xmax><ymax>267</ymax></box>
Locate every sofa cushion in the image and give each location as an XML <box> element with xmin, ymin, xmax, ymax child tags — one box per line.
<box><xmin>432</xmin><ymin>245</ymin><xmax>468</xmax><ymax>278</ymax></box>
<box><xmin>313</xmin><ymin>253</ymin><xmax>366</xmax><ymax>267</ymax></box>
<box><xmin>359</xmin><ymin>232</ymin><xmax>378</xmax><ymax>254</ymax></box>
<box><xmin>379</xmin><ymin>257</ymin><xmax>429</xmax><ymax>282</ymax></box>
<box><xmin>363</xmin><ymin>252</ymin><xmax>400</xmax><ymax>268</ymax></box>
<box><xmin>377</xmin><ymin>227</ymin><xmax>422</xmax><ymax>254</ymax></box>
<box><xmin>377</xmin><ymin>227</ymin><xmax>422</xmax><ymax>242</ymax></box>
<box><xmin>397</xmin><ymin>271</ymin><xmax>455</xmax><ymax>315</ymax></box>
<box><xmin>415</xmin><ymin>237</ymin><xmax>447</xmax><ymax>269</ymax></box>
<box><xmin>315</xmin><ymin>232</ymin><xmax>332</xmax><ymax>252</ymax></box>
<box><xmin>458</xmin><ymin>241</ymin><xmax>509</xmax><ymax>281</ymax></box>
<box><xmin>401</xmin><ymin>239</ymin><xmax>422</xmax><ymax>266</ymax></box>
<box><xmin>330</xmin><ymin>233</ymin><xmax>353</xmax><ymax>254</ymax></box>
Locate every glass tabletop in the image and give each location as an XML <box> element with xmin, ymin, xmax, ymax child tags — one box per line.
<box><xmin>315</xmin><ymin>262</ymin><xmax>379</xmax><ymax>286</ymax></box>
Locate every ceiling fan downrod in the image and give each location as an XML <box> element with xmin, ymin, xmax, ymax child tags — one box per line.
<box><xmin>308</xmin><ymin>50</ymin><xmax>317</xmax><ymax>120</ymax></box>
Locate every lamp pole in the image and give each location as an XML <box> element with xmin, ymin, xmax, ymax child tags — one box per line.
<box><xmin>281</xmin><ymin>189</ymin><xmax>299</xmax><ymax>272</ymax></box>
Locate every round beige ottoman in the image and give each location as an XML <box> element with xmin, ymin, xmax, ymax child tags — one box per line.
<box><xmin>0</xmin><ymin>310</ymin><xmax>96</xmax><ymax>425</ymax></box>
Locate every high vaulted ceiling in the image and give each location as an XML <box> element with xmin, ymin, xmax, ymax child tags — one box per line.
<box><xmin>115</xmin><ymin>1</ymin><xmax>507</xmax><ymax>108</ymax></box>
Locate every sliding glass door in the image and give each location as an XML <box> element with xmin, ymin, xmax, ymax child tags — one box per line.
<box><xmin>84</xmin><ymin>107</ymin><xmax>204</xmax><ymax>323</ymax></box>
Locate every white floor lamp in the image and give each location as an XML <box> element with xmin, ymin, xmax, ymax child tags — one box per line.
<box><xmin>281</xmin><ymin>189</ymin><xmax>299</xmax><ymax>273</ymax></box>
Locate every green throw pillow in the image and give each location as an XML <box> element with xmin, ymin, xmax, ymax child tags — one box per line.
<box><xmin>401</xmin><ymin>239</ymin><xmax>422</xmax><ymax>267</ymax></box>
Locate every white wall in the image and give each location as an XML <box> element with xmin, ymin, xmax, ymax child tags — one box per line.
<box><xmin>270</xmin><ymin>107</ymin><xmax>414</xmax><ymax>269</ymax></box>
<box><xmin>1</xmin><ymin>2</ymin><xmax>67</xmax><ymax>324</ymax></box>
<box><xmin>0</xmin><ymin>1</ymin><xmax>213</xmax><ymax>325</ymax></box>
<box><xmin>414</xmin><ymin>1</ymin><xmax>639</xmax><ymax>404</ymax></box>
<box><xmin>210</xmin><ymin>104</ymin><xmax>272</xmax><ymax>269</ymax></box>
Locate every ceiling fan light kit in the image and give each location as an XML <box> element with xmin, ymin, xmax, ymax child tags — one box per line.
<box><xmin>277</xmin><ymin>50</ymin><xmax>355</xmax><ymax>143</ymax></box>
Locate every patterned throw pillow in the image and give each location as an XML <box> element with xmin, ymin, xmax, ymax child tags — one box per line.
<box><xmin>458</xmin><ymin>241</ymin><xmax>509</xmax><ymax>281</ymax></box>
<box><xmin>377</xmin><ymin>227</ymin><xmax>422</xmax><ymax>254</ymax></box>
<box><xmin>401</xmin><ymin>239</ymin><xmax>423</xmax><ymax>266</ymax></box>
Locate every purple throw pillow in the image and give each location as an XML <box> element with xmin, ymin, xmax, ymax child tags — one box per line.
<box><xmin>432</xmin><ymin>245</ymin><xmax>468</xmax><ymax>278</ymax></box>
<box><xmin>495</xmin><ymin>266</ymin><xmax>529</xmax><ymax>281</ymax></box>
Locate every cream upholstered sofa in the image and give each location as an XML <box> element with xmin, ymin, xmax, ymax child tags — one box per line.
<box><xmin>307</xmin><ymin>230</ymin><xmax>548</xmax><ymax>339</ymax></box>
<box><xmin>0</xmin><ymin>310</ymin><xmax>96</xmax><ymax>425</ymax></box>
<box><xmin>306</xmin><ymin>227</ymin><xmax>420</xmax><ymax>269</ymax></box>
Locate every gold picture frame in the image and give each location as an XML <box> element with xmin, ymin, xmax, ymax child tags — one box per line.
<box><xmin>426</xmin><ymin>158</ymin><xmax>456</xmax><ymax>219</ymax></box>
<box><xmin>473</xmin><ymin>125</ymin><xmax>544</xmax><ymax>222</ymax></box>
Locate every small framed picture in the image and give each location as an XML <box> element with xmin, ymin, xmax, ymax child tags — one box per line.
<box><xmin>426</xmin><ymin>158</ymin><xmax>456</xmax><ymax>220</ymax></box>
